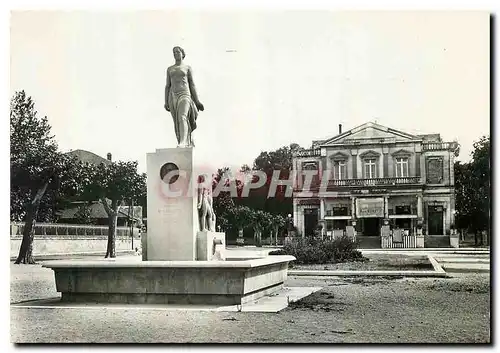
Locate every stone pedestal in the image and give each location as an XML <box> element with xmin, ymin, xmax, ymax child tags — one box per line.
<box><xmin>197</xmin><ymin>231</ymin><xmax>226</xmax><ymax>261</ymax></box>
<box><xmin>146</xmin><ymin>147</ymin><xmax>198</xmax><ymax>261</ymax></box>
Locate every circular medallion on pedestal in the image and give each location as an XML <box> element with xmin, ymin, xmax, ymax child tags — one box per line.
<box><xmin>160</xmin><ymin>162</ymin><xmax>180</xmax><ymax>184</ymax></box>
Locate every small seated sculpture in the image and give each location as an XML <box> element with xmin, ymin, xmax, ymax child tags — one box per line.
<box><xmin>211</xmin><ymin>238</ymin><xmax>224</xmax><ymax>261</ymax></box>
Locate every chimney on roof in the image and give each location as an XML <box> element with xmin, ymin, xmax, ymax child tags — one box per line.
<box><xmin>107</xmin><ymin>153</ymin><xmax>112</xmax><ymax>161</ymax></box>
<box><xmin>339</xmin><ymin>124</ymin><xmax>342</xmax><ymax>134</ymax></box>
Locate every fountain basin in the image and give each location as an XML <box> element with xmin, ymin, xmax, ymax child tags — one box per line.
<box><xmin>42</xmin><ymin>255</ymin><xmax>295</xmax><ymax>305</ymax></box>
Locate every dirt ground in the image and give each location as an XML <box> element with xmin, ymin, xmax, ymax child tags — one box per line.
<box><xmin>292</xmin><ymin>254</ymin><xmax>433</xmax><ymax>271</ymax></box>
<box><xmin>10</xmin><ymin>263</ymin><xmax>490</xmax><ymax>343</ymax></box>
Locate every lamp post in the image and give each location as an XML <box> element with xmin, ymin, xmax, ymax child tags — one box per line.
<box><xmin>128</xmin><ymin>200</ymin><xmax>134</xmax><ymax>251</ymax></box>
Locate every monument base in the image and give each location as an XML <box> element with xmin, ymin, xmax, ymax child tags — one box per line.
<box><xmin>147</xmin><ymin>147</ymin><xmax>198</xmax><ymax>261</ymax></box>
<box><xmin>43</xmin><ymin>256</ymin><xmax>295</xmax><ymax>305</ymax></box>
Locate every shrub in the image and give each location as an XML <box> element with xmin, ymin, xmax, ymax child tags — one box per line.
<box><xmin>268</xmin><ymin>249</ymin><xmax>287</xmax><ymax>256</ymax></box>
<box><xmin>276</xmin><ymin>236</ymin><xmax>366</xmax><ymax>264</ymax></box>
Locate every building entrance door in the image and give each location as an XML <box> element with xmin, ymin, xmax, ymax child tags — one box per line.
<box><xmin>362</xmin><ymin>218</ymin><xmax>381</xmax><ymax>236</ymax></box>
<box><xmin>304</xmin><ymin>209</ymin><xmax>319</xmax><ymax>237</ymax></box>
<box><xmin>428</xmin><ymin>207</ymin><xmax>444</xmax><ymax>235</ymax></box>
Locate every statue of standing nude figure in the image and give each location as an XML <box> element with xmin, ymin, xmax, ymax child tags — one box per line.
<box><xmin>164</xmin><ymin>46</ymin><xmax>204</xmax><ymax>148</ymax></box>
<box><xmin>197</xmin><ymin>174</ymin><xmax>216</xmax><ymax>232</ymax></box>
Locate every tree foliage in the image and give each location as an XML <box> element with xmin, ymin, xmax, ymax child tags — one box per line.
<box><xmin>236</xmin><ymin>143</ymin><xmax>304</xmax><ymax>216</ymax></box>
<box><xmin>10</xmin><ymin>90</ymin><xmax>58</xmax><ymax>222</ymax></box>
<box><xmin>11</xmin><ymin>91</ymin><xmax>88</xmax><ymax>263</ymax></box>
<box><xmin>212</xmin><ymin>144</ymin><xmax>303</xmax><ymax>241</ymax></box>
<box><xmin>82</xmin><ymin>161</ymin><xmax>146</xmax><ymax>258</ymax></box>
<box><xmin>454</xmin><ymin>135</ymin><xmax>490</xmax><ymax>234</ymax></box>
<box><xmin>212</xmin><ymin>167</ymin><xmax>236</xmax><ymax>231</ymax></box>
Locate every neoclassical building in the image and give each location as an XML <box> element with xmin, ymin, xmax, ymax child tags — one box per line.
<box><xmin>292</xmin><ymin>122</ymin><xmax>459</xmax><ymax>248</ymax></box>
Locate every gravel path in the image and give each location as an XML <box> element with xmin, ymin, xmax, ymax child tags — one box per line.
<box><xmin>10</xmin><ymin>263</ymin><xmax>490</xmax><ymax>343</ymax></box>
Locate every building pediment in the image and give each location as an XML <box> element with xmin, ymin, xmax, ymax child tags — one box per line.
<box><xmin>391</xmin><ymin>149</ymin><xmax>413</xmax><ymax>157</ymax></box>
<box><xmin>359</xmin><ymin>150</ymin><xmax>381</xmax><ymax>159</ymax></box>
<box><xmin>320</xmin><ymin>122</ymin><xmax>420</xmax><ymax>146</ymax></box>
<box><xmin>329</xmin><ymin>151</ymin><xmax>349</xmax><ymax>160</ymax></box>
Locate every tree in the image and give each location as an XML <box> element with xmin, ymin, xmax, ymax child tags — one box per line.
<box><xmin>239</xmin><ymin>143</ymin><xmax>304</xmax><ymax>216</ymax></box>
<box><xmin>212</xmin><ymin>167</ymin><xmax>236</xmax><ymax>231</ymax></box>
<box><xmin>270</xmin><ymin>214</ymin><xmax>286</xmax><ymax>245</ymax></box>
<box><xmin>11</xmin><ymin>91</ymin><xmax>87</xmax><ymax>264</ymax></box>
<box><xmin>240</xmin><ymin>164</ymin><xmax>251</xmax><ymax>173</ymax></box>
<box><xmin>213</xmin><ymin>142</ymin><xmax>303</xmax><ymax>239</ymax></box>
<box><xmin>228</xmin><ymin>205</ymin><xmax>253</xmax><ymax>237</ymax></box>
<box><xmin>10</xmin><ymin>91</ymin><xmax>57</xmax><ymax>223</ymax></box>
<box><xmin>83</xmin><ymin>161</ymin><xmax>145</xmax><ymax>258</ymax></box>
<box><xmin>470</xmin><ymin>136</ymin><xmax>490</xmax><ymax>234</ymax></box>
<box><xmin>136</xmin><ymin>172</ymin><xmax>147</xmax><ymax>220</ymax></box>
<box><xmin>454</xmin><ymin>161</ymin><xmax>473</xmax><ymax>230</ymax></box>
<box><xmin>454</xmin><ymin>135</ymin><xmax>490</xmax><ymax>242</ymax></box>
<box><xmin>248</xmin><ymin>210</ymin><xmax>265</xmax><ymax>247</ymax></box>
<box><xmin>253</xmin><ymin>143</ymin><xmax>303</xmax><ymax>175</ymax></box>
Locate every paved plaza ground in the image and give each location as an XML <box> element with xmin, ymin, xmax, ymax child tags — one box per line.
<box><xmin>10</xmin><ymin>258</ymin><xmax>490</xmax><ymax>343</ymax></box>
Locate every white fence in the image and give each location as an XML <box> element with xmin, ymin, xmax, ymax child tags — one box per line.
<box><xmin>381</xmin><ymin>234</ymin><xmax>418</xmax><ymax>248</ymax></box>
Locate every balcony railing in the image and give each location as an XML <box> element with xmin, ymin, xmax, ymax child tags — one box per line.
<box><xmin>294</xmin><ymin>148</ymin><xmax>321</xmax><ymax>157</ymax></box>
<box><xmin>422</xmin><ymin>142</ymin><xmax>458</xmax><ymax>151</ymax></box>
<box><xmin>328</xmin><ymin>177</ymin><xmax>421</xmax><ymax>187</ymax></box>
<box><xmin>294</xmin><ymin>176</ymin><xmax>423</xmax><ymax>192</ymax></box>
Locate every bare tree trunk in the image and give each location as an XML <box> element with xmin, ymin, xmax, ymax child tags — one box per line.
<box><xmin>102</xmin><ymin>198</ymin><xmax>118</xmax><ymax>258</ymax></box>
<box><xmin>15</xmin><ymin>182</ymin><xmax>49</xmax><ymax>264</ymax></box>
<box><xmin>254</xmin><ymin>228</ymin><xmax>262</xmax><ymax>247</ymax></box>
<box><xmin>105</xmin><ymin>213</ymin><xmax>117</xmax><ymax>258</ymax></box>
<box><xmin>14</xmin><ymin>205</ymin><xmax>36</xmax><ymax>264</ymax></box>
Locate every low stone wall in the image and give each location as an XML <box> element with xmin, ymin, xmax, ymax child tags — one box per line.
<box><xmin>10</xmin><ymin>234</ymin><xmax>141</xmax><ymax>258</ymax></box>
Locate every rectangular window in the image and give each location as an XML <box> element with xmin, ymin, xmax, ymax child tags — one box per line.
<box><xmin>333</xmin><ymin>160</ymin><xmax>347</xmax><ymax>180</ymax></box>
<box><xmin>332</xmin><ymin>206</ymin><xmax>348</xmax><ymax>216</ymax></box>
<box><xmin>395</xmin><ymin>157</ymin><xmax>409</xmax><ymax>177</ymax></box>
<box><xmin>395</xmin><ymin>205</ymin><xmax>411</xmax><ymax>215</ymax></box>
<box><xmin>364</xmin><ymin>159</ymin><xmax>377</xmax><ymax>179</ymax></box>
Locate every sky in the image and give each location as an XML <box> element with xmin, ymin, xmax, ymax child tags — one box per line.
<box><xmin>9</xmin><ymin>10</ymin><xmax>490</xmax><ymax>173</ymax></box>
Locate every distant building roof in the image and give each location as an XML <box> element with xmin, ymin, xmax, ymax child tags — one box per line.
<box><xmin>58</xmin><ymin>201</ymin><xmax>142</xmax><ymax>221</ymax></box>
<box><xmin>65</xmin><ymin>149</ymin><xmax>112</xmax><ymax>166</ymax></box>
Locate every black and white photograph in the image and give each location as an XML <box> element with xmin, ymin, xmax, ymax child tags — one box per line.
<box><xmin>7</xmin><ymin>4</ymin><xmax>491</xmax><ymax>344</ymax></box>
